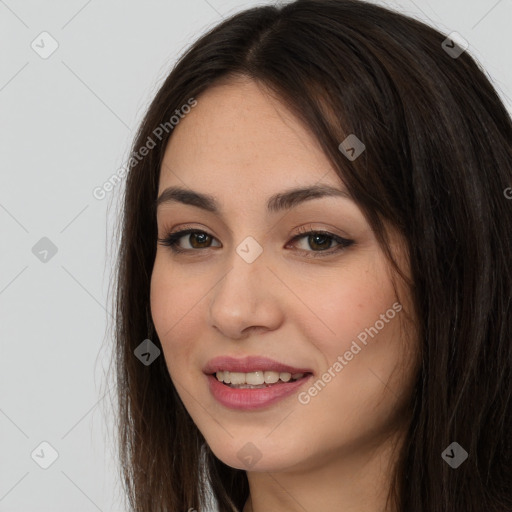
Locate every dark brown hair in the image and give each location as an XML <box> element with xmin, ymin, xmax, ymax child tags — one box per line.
<box><xmin>107</xmin><ymin>0</ymin><xmax>512</xmax><ymax>510</ymax></box>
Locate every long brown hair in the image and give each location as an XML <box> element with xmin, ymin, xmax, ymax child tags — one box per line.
<box><xmin>106</xmin><ymin>1</ymin><xmax>512</xmax><ymax>510</ymax></box>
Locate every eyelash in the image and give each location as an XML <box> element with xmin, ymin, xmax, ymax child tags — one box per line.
<box><xmin>157</xmin><ymin>224</ymin><xmax>354</xmax><ymax>259</ymax></box>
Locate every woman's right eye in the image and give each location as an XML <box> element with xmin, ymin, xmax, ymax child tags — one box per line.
<box><xmin>157</xmin><ymin>229</ymin><xmax>220</xmax><ymax>254</ymax></box>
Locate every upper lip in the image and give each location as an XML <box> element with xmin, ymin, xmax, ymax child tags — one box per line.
<box><xmin>203</xmin><ymin>356</ymin><xmax>313</xmax><ymax>375</ymax></box>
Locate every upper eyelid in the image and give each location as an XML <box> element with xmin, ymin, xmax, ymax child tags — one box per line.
<box><xmin>165</xmin><ymin>225</ymin><xmax>343</xmax><ymax>240</ymax></box>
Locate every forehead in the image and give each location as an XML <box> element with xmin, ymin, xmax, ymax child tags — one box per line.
<box><xmin>159</xmin><ymin>78</ymin><xmax>342</xmax><ymax>195</ymax></box>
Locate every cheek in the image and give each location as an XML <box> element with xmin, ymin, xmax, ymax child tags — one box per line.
<box><xmin>300</xmin><ymin>264</ymin><xmax>414</xmax><ymax>417</ymax></box>
<box><xmin>296</xmin><ymin>257</ymin><xmax>412</xmax><ymax>417</ymax></box>
<box><xmin>150</xmin><ymin>259</ymin><xmax>174</xmax><ymax>336</ymax></box>
<box><xmin>149</xmin><ymin>258</ymin><xmax>200</xmax><ymax>371</ymax></box>
<box><xmin>300</xmin><ymin>257</ymin><xmax>398</xmax><ymax>360</ymax></box>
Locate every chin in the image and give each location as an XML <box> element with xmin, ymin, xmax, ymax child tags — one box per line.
<box><xmin>205</xmin><ymin>434</ymin><xmax>306</xmax><ymax>472</ymax></box>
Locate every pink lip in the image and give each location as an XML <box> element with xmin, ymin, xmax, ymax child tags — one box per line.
<box><xmin>203</xmin><ymin>355</ymin><xmax>313</xmax><ymax>375</ymax></box>
<box><xmin>203</xmin><ymin>355</ymin><xmax>314</xmax><ymax>410</ymax></box>
<box><xmin>206</xmin><ymin>373</ymin><xmax>313</xmax><ymax>410</ymax></box>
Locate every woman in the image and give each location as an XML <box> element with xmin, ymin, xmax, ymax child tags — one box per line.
<box><xmin>110</xmin><ymin>0</ymin><xmax>512</xmax><ymax>510</ymax></box>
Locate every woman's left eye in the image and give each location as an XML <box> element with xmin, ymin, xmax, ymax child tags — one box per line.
<box><xmin>157</xmin><ymin>226</ymin><xmax>354</xmax><ymax>259</ymax></box>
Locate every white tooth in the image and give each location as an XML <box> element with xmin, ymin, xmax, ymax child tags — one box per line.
<box><xmin>220</xmin><ymin>370</ymin><xmax>302</xmax><ymax>385</ymax></box>
<box><xmin>246</xmin><ymin>371</ymin><xmax>264</xmax><ymax>385</ymax></box>
<box><xmin>263</xmin><ymin>371</ymin><xmax>280</xmax><ymax>384</ymax></box>
<box><xmin>229</xmin><ymin>372</ymin><xmax>246</xmax><ymax>385</ymax></box>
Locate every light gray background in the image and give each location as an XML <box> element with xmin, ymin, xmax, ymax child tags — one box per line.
<box><xmin>1</xmin><ymin>0</ymin><xmax>510</xmax><ymax>510</ymax></box>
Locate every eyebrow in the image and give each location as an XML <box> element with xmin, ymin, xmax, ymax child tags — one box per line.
<box><xmin>155</xmin><ymin>184</ymin><xmax>352</xmax><ymax>215</ymax></box>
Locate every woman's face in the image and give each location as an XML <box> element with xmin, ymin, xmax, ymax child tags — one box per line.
<box><xmin>150</xmin><ymin>78</ymin><xmax>418</xmax><ymax>473</ymax></box>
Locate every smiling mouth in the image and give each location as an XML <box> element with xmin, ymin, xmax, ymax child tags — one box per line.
<box><xmin>211</xmin><ymin>370</ymin><xmax>313</xmax><ymax>388</ymax></box>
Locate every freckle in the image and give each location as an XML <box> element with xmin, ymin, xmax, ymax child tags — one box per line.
<box><xmin>357</xmin><ymin>303</ymin><xmax>363</xmax><ymax>309</ymax></box>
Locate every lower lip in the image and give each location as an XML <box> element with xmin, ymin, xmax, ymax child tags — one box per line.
<box><xmin>206</xmin><ymin>373</ymin><xmax>313</xmax><ymax>410</ymax></box>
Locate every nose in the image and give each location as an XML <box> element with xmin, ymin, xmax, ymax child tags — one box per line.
<box><xmin>208</xmin><ymin>251</ymin><xmax>284</xmax><ymax>340</ymax></box>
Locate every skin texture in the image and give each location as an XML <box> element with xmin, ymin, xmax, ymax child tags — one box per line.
<box><xmin>150</xmin><ymin>77</ymin><xmax>420</xmax><ymax>512</ymax></box>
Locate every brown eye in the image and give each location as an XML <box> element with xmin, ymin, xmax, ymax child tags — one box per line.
<box><xmin>157</xmin><ymin>229</ymin><xmax>221</xmax><ymax>252</ymax></box>
<box><xmin>305</xmin><ymin>233</ymin><xmax>334</xmax><ymax>251</ymax></box>
<box><xmin>187</xmin><ymin>232</ymin><xmax>213</xmax><ymax>248</ymax></box>
<box><xmin>288</xmin><ymin>230</ymin><xmax>354</xmax><ymax>258</ymax></box>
